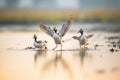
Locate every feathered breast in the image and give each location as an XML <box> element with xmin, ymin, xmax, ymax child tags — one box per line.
<box><xmin>53</xmin><ymin>33</ymin><xmax>61</xmax><ymax>44</ymax></box>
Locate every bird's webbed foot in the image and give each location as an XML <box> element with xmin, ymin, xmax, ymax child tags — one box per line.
<box><xmin>45</xmin><ymin>46</ymin><xmax>47</xmax><ymax>50</ymax></box>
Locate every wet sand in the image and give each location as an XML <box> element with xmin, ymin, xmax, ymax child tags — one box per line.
<box><xmin>0</xmin><ymin>32</ymin><xmax>120</xmax><ymax>80</ymax></box>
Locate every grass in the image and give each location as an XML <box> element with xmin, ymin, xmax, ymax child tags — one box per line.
<box><xmin>0</xmin><ymin>9</ymin><xmax>120</xmax><ymax>24</ymax></box>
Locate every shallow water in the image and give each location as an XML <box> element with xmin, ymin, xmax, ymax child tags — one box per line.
<box><xmin>0</xmin><ymin>32</ymin><xmax>120</xmax><ymax>80</ymax></box>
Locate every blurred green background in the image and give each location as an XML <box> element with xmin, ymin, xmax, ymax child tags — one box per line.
<box><xmin>0</xmin><ymin>0</ymin><xmax>120</xmax><ymax>24</ymax></box>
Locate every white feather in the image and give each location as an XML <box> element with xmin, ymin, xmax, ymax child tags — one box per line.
<box><xmin>52</xmin><ymin>32</ymin><xmax>61</xmax><ymax>44</ymax></box>
<box><xmin>39</xmin><ymin>17</ymin><xmax>73</xmax><ymax>49</ymax></box>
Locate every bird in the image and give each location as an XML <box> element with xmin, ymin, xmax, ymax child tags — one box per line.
<box><xmin>33</xmin><ymin>34</ymin><xmax>47</xmax><ymax>50</ymax></box>
<box><xmin>72</xmin><ymin>29</ymin><xmax>93</xmax><ymax>49</ymax></box>
<box><xmin>39</xmin><ymin>17</ymin><xmax>73</xmax><ymax>50</ymax></box>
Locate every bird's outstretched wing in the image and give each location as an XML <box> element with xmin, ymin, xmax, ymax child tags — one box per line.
<box><xmin>39</xmin><ymin>23</ymin><xmax>54</xmax><ymax>37</ymax></box>
<box><xmin>59</xmin><ymin>17</ymin><xmax>74</xmax><ymax>37</ymax></box>
<box><xmin>72</xmin><ymin>36</ymin><xmax>79</xmax><ymax>40</ymax></box>
<box><xmin>86</xmin><ymin>34</ymin><xmax>94</xmax><ymax>39</ymax></box>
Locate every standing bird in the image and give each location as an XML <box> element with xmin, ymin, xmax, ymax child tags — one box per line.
<box><xmin>33</xmin><ymin>34</ymin><xmax>47</xmax><ymax>50</ymax></box>
<box><xmin>39</xmin><ymin>17</ymin><xmax>73</xmax><ymax>50</ymax></box>
<box><xmin>72</xmin><ymin>29</ymin><xmax>93</xmax><ymax>49</ymax></box>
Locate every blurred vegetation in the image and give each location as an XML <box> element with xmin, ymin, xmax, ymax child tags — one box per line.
<box><xmin>0</xmin><ymin>10</ymin><xmax>120</xmax><ymax>24</ymax></box>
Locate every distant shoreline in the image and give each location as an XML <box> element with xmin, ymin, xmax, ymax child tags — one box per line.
<box><xmin>0</xmin><ymin>9</ymin><xmax>120</xmax><ymax>24</ymax></box>
<box><xmin>0</xmin><ymin>23</ymin><xmax>120</xmax><ymax>32</ymax></box>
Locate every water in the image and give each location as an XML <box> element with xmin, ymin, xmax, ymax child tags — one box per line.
<box><xmin>0</xmin><ymin>23</ymin><xmax>120</xmax><ymax>32</ymax></box>
<box><xmin>0</xmin><ymin>24</ymin><xmax>120</xmax><ymax>80</ymax></box>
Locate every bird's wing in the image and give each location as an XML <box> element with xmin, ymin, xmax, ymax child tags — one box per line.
<box><xmin>36</xmin><ymin>41</ymin><xmax>42</xmax><ymax>43</ymax></box>
<box><xmin>86</xmin><ymin>34</ymin><xmax>94</xmax><ymax>39</ymax></box>
<box><xmin>72</xmin><ymin>36</ymin><xmax>79</xmax><ymax>40</ymax></box>
<box><xmin>39</xmin><ymin>23</ymin><xmax>54</xmax><ymax>37</ymax></box>
<box><xmin>59</xmin><ymin>17</ymin><xmax>74</xmax><ymax>37</ymax></box>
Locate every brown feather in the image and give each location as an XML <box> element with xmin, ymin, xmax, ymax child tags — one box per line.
<box><xmin>39</xmin><ymin>23</ymin><xmax>54</xmax><ymax>37</ymax></box>
<box><xmin>59</xmin><ymin>16</ymin><xmax>74</xmax><ymax>37</ymax></box>
<box><xmin>72</xmin><ymin>36</ymin><xmax>79</xmax><ymax>40</ymax></box>
<box><xmin>86</xmin><ymin>34</ymin><xmax>94</xmax><ymax>39</ymax></box>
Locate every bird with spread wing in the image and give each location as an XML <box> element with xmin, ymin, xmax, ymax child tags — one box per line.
<box><xmin>72</xmin><ymin>29</ymin><xmax>93</xmax><ymax>49</ymax></box>
<box><xmin>39</xmin><ymin>17</ymin><xmax>74</xmax><ymax>50</ymax></box>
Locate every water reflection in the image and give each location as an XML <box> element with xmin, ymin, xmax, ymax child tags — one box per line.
<box><xmin>33</xmin><ymin>48</ymin><xmax>94</xmax><ymax>80</ymax></box>
<box><xmin>40</xmin><ymin>50</ymin><xmax>73</xmax><ymax>80</ymax></box>
<box><xmin>74</xmin><ymin>48</ymin><xmax>92</xmax><ymax>68</ymax></box>
<box><xmin>34</xmin><ymin>50</ymin><xmax>47</xmax><ymax>67</ymax></box>
<box><xmin>79</xmin><ymin>48</ymin><xmax>86</xmax><ymax>66</ymax></box>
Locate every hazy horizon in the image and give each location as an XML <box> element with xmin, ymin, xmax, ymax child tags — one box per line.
<box><xmin>0</xmin><ymin>0</ymin><xmax>120</xmax><ymax>10</ymax></box>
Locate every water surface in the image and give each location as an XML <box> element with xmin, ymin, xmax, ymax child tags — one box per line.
<box><xmin>0</xmin><ymin>32</ymin><xmax>120</xmax><ymax>80</ymax></box>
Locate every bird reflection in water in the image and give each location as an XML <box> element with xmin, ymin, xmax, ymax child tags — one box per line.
<box><xmin>74</xmin><ymin>48</ymin><xmax>92</xmax><ymax>68</ymax></box>
<box><xmin>40</xmin><ymin>50</ymin><xmax>73</xmax><ymax>80</ymax></box>
<box><xmin>34</xmin><ymin>50</ymin><xmax>47</xmax><ymax>68</ymax></box>
<box><xmin>79</xmin><ymin>48</ymin><xmax>86</xmax><ymax>66</ymax></box>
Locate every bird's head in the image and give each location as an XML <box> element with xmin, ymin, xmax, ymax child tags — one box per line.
<box><xmin>78</xmin><ymin>29</ymin><xmax>84</xmax><ymax>34</ymax></box>
<box><xmin>33</xmin><ymin>34</ymin><xmax>37</xmax><ymax>41</ymax></box>
<box><xmin>53</xmin><ymin>27</ymin><xmax>58</xmax><ymax>33</ymax></box>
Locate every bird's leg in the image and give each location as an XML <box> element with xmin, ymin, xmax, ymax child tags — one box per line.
<box><xmin>80</xmin><ymin>45</ymin><xmax>81</xmax><ymax>49</ymax></box>
<box><xmin>60</xmin><ymin>37</ymin><xmax>62</xmax><ymax>51</ymax></box>
<box><xmin>52</xmin><ymin>44</ymin><xmax>57</xmax><ymax>50</ymax></box>
<box><xmin>60</xmin><ymin>44</ymin><xmax>62</xmax><ymax>51</ymax></box>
